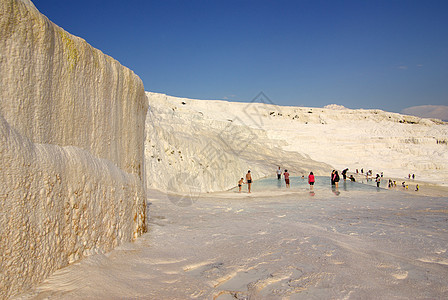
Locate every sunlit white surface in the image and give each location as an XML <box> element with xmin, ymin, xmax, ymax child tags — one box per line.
<box><xmin>18</xmin><ymin>187</ymin><xmax>448</xmax><ymax>299</ymax></box>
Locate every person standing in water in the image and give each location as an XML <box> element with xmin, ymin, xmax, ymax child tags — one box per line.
<box><xmin>333</xmin><ymin>171</ymin><xmax>340</xmax><ymax>188</ymax></box>
<box><xmin>375</xmin><ymin>174</ymin><xmax>381</xmax><ymax>187</ymax></box>
<box><xmin>284</xmin><ymin>169</ymin><xmax>290</xmax><ymax>188</ymax></box>
<box><xmin>276</xmin><ymin>167</ymin><xmax>282</xmax><ymax>180</ymax></box>
<box><xmin>308</xmin><ymin>172</ymin><xmax>315</xmax><ymax>190</ymax></box>
<box><xmin>238</xmin><ymin>178</ymin><xmax>244</xmax><ymax>193</ymax></box>
<box><xmin>246</xmin><ymin>170</ymin><xmax>252</xmax><ymax>193</ymax></box>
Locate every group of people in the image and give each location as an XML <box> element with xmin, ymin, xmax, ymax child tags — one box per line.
<box><xmin>357</xmin><ymin>171</ymin><xmax>420</xmax><ymax>191</ymax></box>
<box><xmin>279</xmin><ymin>168</ymin><xmax>354</xmax><ymax>191</ymax></box>
<box><xmin>356</xmin><ymin>168</ymin><xmax>373</xmax><ymax>176</ymax></box>
<box><xmin>277</xmin><ymin>167</ymin><xmax>315</xmax><ymax>190</ymax></box>
<box><xmin>238</xmin><ymin>170</ymin><xmax>253</xmax><ymax>193</ymax></box>
<box><xmin>277</xmin><ymin>167</ymin><xmax>292</xmax><ymax>187</ymax></box>
<box><xmin>331</xmin><ymin>170</ymin><xmax>340</xmax><ymax>187</ymax></box>
<box><xmin>239</xmin><ymin>167</ymin><xmax>317</xmax><ymax>193</ymax></box>
<box><xmin>399</xmin><ymin>181</ymin><xmax>419</xmax><ymax>191</ymax></box>
<box><xmin>239</xmin><ymin>167</ymin><xmax>417</xmax><ymax>194</ymax></box>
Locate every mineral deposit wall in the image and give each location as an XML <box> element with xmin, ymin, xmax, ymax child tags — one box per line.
<box><xmin>0</xmin><ymin>0</ymin><xmax>148</xmax><ymax>298</ymax></box>
<box><xmin>0</xmin><ymin>116</ymin><xmax>146</xmax><ymax>298</ymax></box>
<box><xmin>0</xmin><ymin>0</ymin><xmax>147</xmax><ymax>180</ymax></box>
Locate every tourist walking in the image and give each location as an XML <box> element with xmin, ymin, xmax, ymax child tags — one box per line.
<box><xmin>284</xmin><ymin>169</ymin><xmax>290</xmax><ymax>188</ymax></box>
<box><xmin>276</xmin><ymin>167</ymin><xmax>282</xmax><ymax>180</ymax></box>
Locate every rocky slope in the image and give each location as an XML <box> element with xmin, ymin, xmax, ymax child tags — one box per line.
<box><xmin>146</xmin><ymin>92</ymin><xmax>448</xmax><ymax>192</ymax></box>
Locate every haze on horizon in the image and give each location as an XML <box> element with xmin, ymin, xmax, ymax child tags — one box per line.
<box><xmin>34</xmin><ymin>0</ymin><xmax>448</xmax><ymax>116</ymax></box>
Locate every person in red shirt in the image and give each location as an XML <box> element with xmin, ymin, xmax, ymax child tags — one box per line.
<box><xmin>308</xmin><ymin>172</ymin><xmax>315</xmax><ymax>191</ymax></box>
<box><xmin>284</xmin><ymin>169</ymin><xmax>290</xmax><ymax>188</ymax></box>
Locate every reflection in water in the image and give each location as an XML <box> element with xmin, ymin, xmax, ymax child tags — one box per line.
<box><xmin>331</xmin><ymin>185</ymin><xmax>341</xmax><ymax>196</ymax></box>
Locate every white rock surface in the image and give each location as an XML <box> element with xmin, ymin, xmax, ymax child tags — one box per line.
<box><xmin>0</xmin><ymin>0</ymin><xmax>147</xmax><ymax>298</ymax></box>
<box><xmin>17</xmin><ymin>189</ymin><xmax>448</xmax><ymax>299</ymax></box>
<box><xmin>0</xmin><ymin>116</ymin><xmax>146</xmax><ymax>298</ymax></box>
<box><xmin>1</xmin><ymin>0</ymin><xmax>447</xmax><ymax>297</ymax></box>
<box><xmin>0</xmin><ymin>0</ymin><xmax>147</xmax><ymax>180</ymax></box>
<box><xmin>323</xmin><ymin>104</ymin><xmax>348</xmax><ymax>110</ymax></box>
<box><xmin>146</xmin><ymin>93</ymin><xmax>448</xmax><ymax>190</ymax></box>
<box><xmin>145</xmin><ymin>92</ymin><xmax>332</xmax><ymax>193</ymax></box>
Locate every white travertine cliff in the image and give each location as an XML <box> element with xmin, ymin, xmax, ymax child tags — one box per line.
<box><xmin>0</xmin><ymin>116</ymin><xmax>146</xmax><ymax>297</ymax></box>
<box><xmin>146</xmin><ymin>93</ymin><xmax>448</xmax><ymax>191</ymax></box>
<box><xmin>0</xmin><ymin>0</ymin><xmax>147</xmax><ymax>298</ymax></box>
<box><xmin>0</xmin><ymin>0</ymin><xmax>147</xmax><ymax>180</ymax></box>
<box><xmin>145</xmin><ymin>92</ymin><xmax>333</xmax><ymax>193</ymax></box>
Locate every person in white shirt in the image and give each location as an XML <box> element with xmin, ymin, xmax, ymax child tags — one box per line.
<box><xmin>276</xmin><ymin>166</ymin><xmax>282</xmax><ymax>180</ymax></box>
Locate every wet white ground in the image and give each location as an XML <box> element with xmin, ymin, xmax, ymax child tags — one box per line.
<box><xmin>18</xmin><ymin>186</ymin><xmax>448</xmax><ymax>299</ymax></box>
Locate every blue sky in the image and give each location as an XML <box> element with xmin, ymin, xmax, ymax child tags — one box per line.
<box><xmin>33</xmin><ymin>0</ymin><xmax>448</xmax><ymax>113</ymax></box>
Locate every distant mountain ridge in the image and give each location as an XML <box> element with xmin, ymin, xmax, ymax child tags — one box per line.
<box><xmin>401</xmin><ymin>105</ymin><xmax>448</xmax><ymax>122</ymax></box>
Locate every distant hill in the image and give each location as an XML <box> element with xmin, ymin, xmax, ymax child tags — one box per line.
<box><xmin>401</xmin><ymin>105</ymin><xmax>448</xmax><ymax>122</ymax></box>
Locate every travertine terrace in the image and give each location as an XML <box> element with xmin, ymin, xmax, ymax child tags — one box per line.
<box><xmin>0</xmin><ymin>0</ymin><xmax>147</xmax><ymax>297</ymax></box>
<box><xmin>146</xmin><ymin>92</ymin><xmax>448</xmax><ymax>193</ymax></box>
<box><xmin>1</xmin><ymin>0</ymin><xmax>448</xmax><ymax>298</ymax></box>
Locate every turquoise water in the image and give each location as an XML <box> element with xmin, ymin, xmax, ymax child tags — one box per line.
<box><xmin>233</xmin><ymin>176</ymin><xmax>381</xmax><ymax>193</ymax></box>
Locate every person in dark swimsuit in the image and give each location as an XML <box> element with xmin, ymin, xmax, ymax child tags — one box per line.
<box><xmin>238</xmin><ymin>178</ymin><xmax>244</xmax><ymax>193</ymax></box>
<box><xmin>246</xmin><ymin>170</ymin><xmax>252</xmax><ymax>193</ymax></box>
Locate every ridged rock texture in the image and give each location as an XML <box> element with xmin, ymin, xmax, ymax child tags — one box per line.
<box><xmin>145</xmin><ymin>92</ymin><xmax>333</xmax><ymax>194</ymax></box>
<box><xmin>0</xmin><ymin>0</ymin><xmax>148</xmax><ymax>298</ymax></box>
<box><xmin>145</xmin><ymin>92</ymin><xmax>448</xmax><ymax>192</ymax></box>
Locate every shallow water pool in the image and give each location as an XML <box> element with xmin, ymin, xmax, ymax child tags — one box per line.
<box><xmin>233</xmin><ymin>176</ymin><xmax>382</xmax><ymax>194</ymax></box>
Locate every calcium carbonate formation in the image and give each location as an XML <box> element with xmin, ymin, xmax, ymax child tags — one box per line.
<box><xmin>145</xmin><ymin>92</ymin><xmax>332</xmax><ymax>194</ymax></box>
<box><xmin>146</xmin><ymin>92</ymin><xmax>448</xmax><ymax>191</ymax></box>
<box><xmin>1</xmin><ymin>0</ymin><xmax>448</xmax><ymax>298</ymax></box>
<box><xmin>0</xmin><ymin>0</ymin><xmax>147</xmax><ymax>298</ymax></box>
